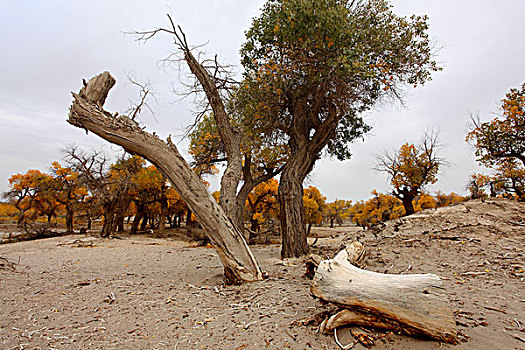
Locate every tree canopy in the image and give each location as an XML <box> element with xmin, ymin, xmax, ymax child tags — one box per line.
<box><xmin>241</xmin><ymin>0</ymin><xmax>439</xmax><ymax>159</ymax></box>
<box><xmin>467</xmin><ymin>82</ymin><xmax>525</xmax><ymax>167</ymax></box>
<box><xmin>376</xmin><ymin>132</ymin><xmax>444</xmax><ymax>215</ymax></box>
<box><xmin>240</xmin><ymin>0</ymin><xmax>440</xmax><ymax>257</ymax></box>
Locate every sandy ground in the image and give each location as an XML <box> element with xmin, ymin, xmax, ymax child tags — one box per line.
<box><xmin>0</xmin><ymin>198</ymin><xmax>524</xmax><ymax>350</ymax></box>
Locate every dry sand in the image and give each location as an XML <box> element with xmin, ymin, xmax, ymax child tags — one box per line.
<box><xmin>0</xmin><ymin>198</ymin><xmax>524</xmax><ymax>349</ymax></box>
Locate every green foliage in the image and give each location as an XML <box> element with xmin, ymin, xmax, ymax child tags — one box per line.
<box><xmin>188</xmin><ymin>112</ymin><xmax>287</xmax><ymax>179</ymax></box>
<box><xmin>241</xmin><ymin>0</ymin><xmax>440</xmax><ymax>160</ymax></box>
<box><xmin>188</xmin><ymin>114</ymin><xmax>224</xmax><ymax>176</ymax></box>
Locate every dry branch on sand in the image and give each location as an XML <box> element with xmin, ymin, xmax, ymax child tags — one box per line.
<box><xmin>308</xmin><ymin>242</ymin><xmax>458</xmax><ymax>345</ymax></box>
<box><xmin>0</xmin><ymin>256</ymin><xmax>18</xmax><ymax>271</ymax></box>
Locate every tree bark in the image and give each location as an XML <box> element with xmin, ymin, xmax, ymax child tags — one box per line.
<box><xmin>68</xmin><ymin>72</ymin><xmax>262</xmax><ymax>284</ymax></box>
<box><xmin>279</xmin><ymin>102</ymin><xmax>338</xmax><ymax>258</ymax></box>
<box><xmin>157</xmin><ymin>191</ymin><xmax>167</xmax><ymax>237</ymax></box>
<box><xmin>279</xmin><ymin>168</ymin><xmax>309</xmax><ymax>258</ymax></box>
<box><xmin>157</xmin><ymin>185</ymin><xmax>168</xmax><ymax>237</ymax></box>
<box><xmin>16</xmin><ymin>211</ymin><xmax>25</xmax><ymax>228</ymax></box>
<box><xmin>185</xmin><ymin>208</ymin><xmax>193</xmax><ymax>230</ymax></box>
<box><xmin>65</xmin><ymin>206</ymin><xmax>74</xmax><ymax>233</ymax></box>
<box><xmin>101</xmin><ymin>203</ymin><xmax>114</xmax><ymax>238</ymax></box>
<box><xmin>130</xmin><ymin>208</ymin><xmax>144</xmax><ymax>234</ymax></box>
<box><xmin>279</xmin><ymin>140</ymin><xmax>317</xmax><ymax>258</ymax></box>
<box><xmin>140</xmin><ymin>213</ymin><xmax>149</xmax><ymax>231</ymax></box>
<box><xmin>402</xmin><ymin>195</ymin><xmax>416</xmax><ymax>216</ymax></box>
<box><xmin>116</xmin><ymin>213</ymin><xmax>125</xmax><ymax>232</ymax></box>
<box><xmin>183</xmin><ymin>49</ymin><xmax>244</xmax><ymax>231</ymax></box>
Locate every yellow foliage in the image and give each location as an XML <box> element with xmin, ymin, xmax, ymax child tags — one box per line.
<box><xmin>0</xmin><ymin>203</ymin><xmax>17</xmax><ymax>217</ymax></box>
<box><xmin>303</xmin><ymin>186</ymin><xmax>326</xmax><ymax>226</ymax></box>
<box><xmin>245</xmin><ymin>179</ymin><xmax>279</xmax><ymax>226</ymax></box>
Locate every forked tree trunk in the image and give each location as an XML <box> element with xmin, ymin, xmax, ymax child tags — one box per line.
<box><xmin>68</xmin><ymin>72</ymin><xmax>262</xmax><ymax>284</ymax></box>
<box><xmin>183</xmin><ymin>49</ymin><xmax>244</xmax><ymax>232</ymax></box>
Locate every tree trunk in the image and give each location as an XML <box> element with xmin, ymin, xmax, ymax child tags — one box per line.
<box><xmin>185</xmin><ymin>208</ymin><xmax>193</xmax><ymax>230</ymax></box>
<box><xmin>402</xmin><ymin>195</ymin><xmax>416</xmax><ymax>216</ymax></box>
<box><xmin>65</xmin><ymin>207</ymin><xmax>74</xmax><ymax>234</ymax></box>
<box><xmin>184</xmin><ymin>48</ymin><xmax>244</xmax><ymax>232</ymax></box>
<box><xmin>101</xmin><ymin>203</ymin><xmax>114</xmax><ymax>238</ymax></box>
<box><xmin>116</xmin><ymin>212</ymin><xmax>125</xmax><ymax>232</ymax></box>
<box><xmin>68</xmin><ymin>72</ymin><xmax>262</xmax><ymax>284</ymax></box>
<box><xmin>311</xmin><ymin>246</ymin><xmax>458</xmax><ymax>344</ymax></box>
<box><xmin>130</xmin><ymin>207</ymin><xmax>145</xmax><ymax>234</ymax></box>
<box><xmin>157</xmin><ymin>186</ymin><xmax>167</xmax><ymax>237</ymax></box>
<box><xmin>279</xmin><ymin>167</ymin><xmax>309</xmax><ymax>258</ymax></box>
<box><xmin>177</xmin><ymin>213</ymin><xmax>183</xmax><ymax>228</ymax></box>
<box><xmin>16</xmin><ymin>209</ymin><xmax>26</xmax><ymax>228</ymax></box>
<box><xmin>140</xmin><ymin>212</ymin><xmax>149</xmax><ymax>231</ymax></box>
<box><xmin>278</xmin><ymin>102</ymin><xmax>330</xmax><ymax>258</ymax></box>
<box><xmin>149</xmin><ymin>215</ymin><xmax>155</xmax><ymax>230</ymax></box>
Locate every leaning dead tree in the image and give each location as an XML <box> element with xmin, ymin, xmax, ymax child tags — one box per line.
<box><xmin>68</xmin><ymin>72</ymin><xmax>262</xmax><ymax>285</ymax></box>
<box><xmin>309</xmin><ymin>243</ymin><xmax>458</xmax><ymax>344</ymax></box>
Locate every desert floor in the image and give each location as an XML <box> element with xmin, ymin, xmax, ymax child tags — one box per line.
<box><xmin>0</xmin><ymin>198</ymin><xmax>524</xmax><ymax>349</ymax></box>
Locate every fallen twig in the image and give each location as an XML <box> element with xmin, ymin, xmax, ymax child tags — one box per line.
<box><xmin>0</xmin><ymin>256</ymin><xmax>17</xmax><ymax>271</ymax></box>
<box><xmin>284</xmin><ymin>329</ymin><xmax>297</xmax><ymax>341</ymax></box>
<box><xmin>503</xmin><ymin>330</ymin><xmax>525</xmax><ymax>343</ymax></box>
<box><xmin>514</xmin><ymin>318</ymin><xmax>523</xmax><ymax>331</ymax></box>
<box><xmin>461</xmin><ymin>271</ymin><xmax>487</xmax><ymax>276</ymax></box>
<box><xmin>57</xmin><ymin>239</ymin><xmax>94</xmax><ymax>248</ymax></box>
<box><xmin>482</xmin><ymin>305</ymin><xmax>507</xmax><ymax>314</ymax></box>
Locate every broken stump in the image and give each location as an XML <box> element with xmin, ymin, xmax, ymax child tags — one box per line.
<box><xmin>310</xmin><ymin>247</ymin><xmax>458</xmax><ymax>344</ymax></box>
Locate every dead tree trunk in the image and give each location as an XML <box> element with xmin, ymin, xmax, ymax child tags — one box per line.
<box><xmin>183</xmin><ymin>48</ymin><xmax>244</xmax><ymax>231</ymax></box>
<box><xmin>310</xmin><ymin>245</ymin><xmax>458</xmax><ymax>344</ymax></box>
<box><xmin>68</xmin><ymin>72</ymin><xmax>262</xmax><ymax>284</ymax></box>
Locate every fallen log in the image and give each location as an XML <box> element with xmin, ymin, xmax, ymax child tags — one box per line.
<box><xmin>310</xmin><ymin>245</ymin><xmax>458</xmax><ymax>344</ymax></box>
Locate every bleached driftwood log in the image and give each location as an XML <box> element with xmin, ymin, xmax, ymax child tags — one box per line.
<box><xmin>310</xmin><ymin>244</ymin><xmax>458</xmax><ymax>344</ymax></box>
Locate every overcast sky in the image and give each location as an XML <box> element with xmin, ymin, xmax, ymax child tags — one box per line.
<box><xmin>1</xmin><ymin>1</ymin><xmax>525</xmax><ymax>202</ymax></box>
